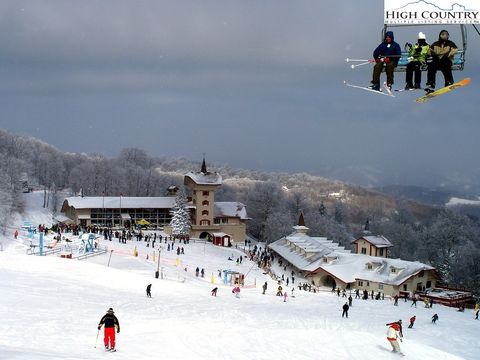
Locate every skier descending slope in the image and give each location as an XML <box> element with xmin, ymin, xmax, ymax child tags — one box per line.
<box><xmin>98</xmin><ymin>308</ymin><xmax>120</xmax><ymax>352</ymax></box>
<box><xmin>386</xmin><ymin>321</ymin><xmax>404</xmax><ymax>356</ymax></box>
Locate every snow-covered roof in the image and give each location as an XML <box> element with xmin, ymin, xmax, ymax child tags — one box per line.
<box><xmin>63</xmin><ymin>196</ymin><xmax>176</xmax><ymax>210</ymax></box>
<box><xmin>354</xmin><ymin>235</ymin><xmax>393</xmax><ymax>248</ymax></box>
<box><xmin>212</xmin><ymin>232</ymin><xmax>230</xmax><ymax>237</ymax></box>
<box><xmin>214</xmin><ymin>202</ymin><xmax>248</xmax><ymax>220</ymax></box>
<box><xmin>185</xmin><ymin>171</ymin><xmax>222</xmax><ymax>186</ymax></box>
<box><xmin>269</xmin><ymin>230</ymin><xmax>433</xmax><ymax>286</ymax></box>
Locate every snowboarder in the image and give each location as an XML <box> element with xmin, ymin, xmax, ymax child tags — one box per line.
<box><xmin>211</xmin><ymin>287</ymin><xmax>218</xmax><ymax>297</ymax></box>
<box><xmin>408</xmin><ymin>315</ymin><xmax>416</xmax><ymax>328</ymax></box>
<box><xmin>283</xmin><ymin>291</ymin><xmax>288</xmax><ymax>302</ymax></box>
<box><xmin>355</xmin><ymin>289</ymin><xmax>360</xmax><ymax>299</ymax></box>
<box><xmin>342</xmin><ymin>289</ymin><xmax>347</xmax><ymax>298</ymax></box>
<box><xmin>411</xmin><ymin>296</ymin><xmax>417</xmax><ymax>308</ymax></box>
<box><xmin>405</xmin><ymin>32</ymin><xmax>430</xmax><ymax>89</ymax></box>
<box><xmin>262</xmin><ymin>281</ymin><xmax>268</xmax><ymax>295</ymax></box>
<box><xmin>201</xmin><ymin>268</ymin><xmax>205</xmax><ymax>278</ymax></box>
<box><xmin>426</xmin><ymin>30</ymin><xmax>458</xmax><ymax>91</ymax></box>
<box><xmin>195</xmin><ymin>267</ymin><xmax>200</xmax><ymax>277</ymax></box>
<box><xmin>432</xmin><ymin>313</ymin><xmax>439</xmax><ymax>324</ymax></box>
<box><xmin>342</xmin><ymin>302</ymin><xmax>349</xmax><ymax>318</ymax></box>
<box><xmin>394</xmin><ymin>295</ymin><xmax>399</xmax><ymax>306</ymax></box>
<box><xmin>348</xmin><ymin>295</ymin><xmax>353</xmax><ymax>307</ymax></box>
<box><xmin>370</xmin><ymin>31</ymin><xmax>401</xmax><ymax>91</ymax></box>
<box><xmin>98</xmin><ymin>308</ymin><xmax>120</xmax><ymax>352</ymax></box>
<box><xmin>386</xmin><ymin>321</ymin><xmax>403</xmax><ymax>354</ymax></box>
<box><xmin>146</xmin><ymin>284</ymin><xmax>152</xmax><ymax>298</ymax></box>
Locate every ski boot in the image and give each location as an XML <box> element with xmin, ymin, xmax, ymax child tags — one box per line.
<box><xmin>414</xmin><ymin>83</ymin><xmax>421</xmax><ymax>89</ymax></box>
<box><xmin>404</xmin><ymin>83</ymin><xmax>414</xmax><ymax>90</ymax></box>
<box><xmin>425</xmin><ymin>82</ymin><xmax>435</xmax><ymax>94</ymax></box>
<box><xmin>368</xmin><ymin>83</ymin><xmax>380</xmax><ymax>91</ymax></box>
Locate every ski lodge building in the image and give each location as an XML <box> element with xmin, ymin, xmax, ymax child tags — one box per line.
<box><xmin>61</xmin><ymin>159</ymin><xmax>248</xmax><ymax>244</ymax></box>
<box><xmin>268</xmin><ymin>216</ymin><xmax>437</xmax><ymax>297</ymax></box>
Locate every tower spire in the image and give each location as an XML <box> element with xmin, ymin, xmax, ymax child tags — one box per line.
<box><xmin>297</xmin><ymin>212</ymin><xmax>305</xmax><ymax>227</ymax></box>
<box><xmin>201</xmin><ymin>154</ymin><xmax>207</xmax><ymax>174</ymax></box>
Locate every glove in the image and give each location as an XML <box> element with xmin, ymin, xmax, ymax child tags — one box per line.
<box><xmin>97</xmin><ymin>325</ymin><xmax>101</xmax><ymax>330</ymax></box>
<box><xmin>117</xmin><ymin>329</ymin><xmax>120</xmax><ymax>334</ymax></box>
<box><xmin>384</xmin><ymin>57</ymin><xmax>390</xmax><ymax>63</ymax></box>
<box><xmin>415</xmin><ymin>47</ymin><xmax>422</xmax><ymax>53</ymax></box>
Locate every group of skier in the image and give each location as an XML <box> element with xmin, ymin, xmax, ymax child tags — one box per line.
<box><xmin>370</xmin><ymin>29</ymin><xmax>458</xmax><ymax>92</ymax></box>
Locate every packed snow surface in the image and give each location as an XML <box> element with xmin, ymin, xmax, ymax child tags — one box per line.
<box><xmin>1</xmin><ymin>192</ymin><xmax>479</xmax><ymax>359</ymax></box>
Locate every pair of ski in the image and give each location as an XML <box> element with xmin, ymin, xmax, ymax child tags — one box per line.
<box><xmin>344</xmin><ymin>78</ymin><xmax>471</xmax><ymax>103</ymax></box>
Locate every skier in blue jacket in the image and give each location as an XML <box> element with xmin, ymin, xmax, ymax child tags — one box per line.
<box><xmin>370</xmin><ymin>31</ymin><xmax>402</xmax><ymax>91</ymax></box>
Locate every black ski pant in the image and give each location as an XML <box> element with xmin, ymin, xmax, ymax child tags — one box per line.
<box><xmin>372</xmin><ymin>61</ymin><xmax>396</xmax><ymax>85</ymax></box>
<box><xmin>427</xmin><ymin>57</ymin><xmax>454</xmax><ymax>87</ymax></box>
<box><xmin>406</xmin><ymin>62</ymin><xmax>422</xmax><ymax>86</ymax></box>
<box><xmin>342</xmin><ymin>310</ymin><xmax>348</xmax><ymax>318</ymax></box>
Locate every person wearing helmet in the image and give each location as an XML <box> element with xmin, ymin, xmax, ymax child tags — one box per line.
<box><xmin>405</xmin><ymin>32</ymin><xmax>430</xmax><ymax>90</ymax></box>
<box><xmin>98</xmin><ymin>308</ymin><xmax>120</xmax><ymax>351</ymax></box>
<box><xmin>426</xmin><ymin>30</ymin><xmax>458</xmax><ymax>91</ymax></box>
<box><xmin>370</xmin><ymin>31</ymin><xmax>401</xmax><ymax>91</ymax></box>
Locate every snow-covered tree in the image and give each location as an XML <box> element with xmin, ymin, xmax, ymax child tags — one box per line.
<box><xmin>169</xmin><ymin>189</ymin><xmax>191</xmax><ymax>237</ymax></box>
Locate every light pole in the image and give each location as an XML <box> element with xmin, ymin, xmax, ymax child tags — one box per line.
<box><xmin>107</xmin><ymin>249</ymin><xmax>114</xmax><ymax>267</ymax></box>
<box><xmin>155</xmin><ymin>246</ymin><xmax>161</xmax><ymax>278</ymax></box>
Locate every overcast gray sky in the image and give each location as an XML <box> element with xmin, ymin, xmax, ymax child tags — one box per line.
<box><xmin>0</xmin><ymin>0</ymin><xmax>479</xmax><ymax>187</ymax></box>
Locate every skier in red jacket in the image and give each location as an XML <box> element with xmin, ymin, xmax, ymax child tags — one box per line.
<box><xmin>408</xmin><ymin>315</ymin><xmax>416</xmax><ymax>328</ymax></box>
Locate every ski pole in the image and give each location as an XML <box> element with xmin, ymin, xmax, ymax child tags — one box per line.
<box><xmin>94</xmin><ymin>329</ymin><xmax>100</xmax><ymax>348</ymax></box>
<box><xmin>350</xmin><ymin>61</ymin><xmax>371</xmax><ymax>69</ymax></box>
<box><xmin>345</xmin><ymin>58</ymin><xmax>370</xmax><ymax>62</ymax></box>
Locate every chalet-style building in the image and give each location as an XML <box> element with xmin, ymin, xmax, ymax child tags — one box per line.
<box><xmin>352</xmin><ymin>235</ymin><xmax>393</xmax><ymax>258</ymax></box>
<box><xmin>268</xmin><ymin>216</ymin><xmax>437</xmax><ymax>297</ymax></box>
<box><xmin>60</xmin><ymin>158</ymin><xmax>248</xmax><ymax>244</ymax></box>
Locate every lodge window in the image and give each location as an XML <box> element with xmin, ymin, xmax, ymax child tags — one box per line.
<box><xmin>200</xmin><ymin>219</ymin><xmax>210</xmax><ymax>226</ymax></box>
<box><xmin>416</xmin><ymin>282</ymin><xmax>423</xmax><ymax>291</ymax></box>
<box><xmin>202</xmin><ymin>210</ymin><xmax>209</xmax><ymax>216</ymax></box>
<box><xmin>358</xmin><ymin>281</ymin><xmax>363</xmax><ymax>286</ymax></box>
<box><xmin>203</xmin><ymin>191</ymin><xmax>209</xmax><ymax>196</ymax></box>
<box><xmin>418</xmin><ymin>270</ymin><xmax>424</xmax><ymax>278</ymax></box>
<box><xmin>378</xmin><ymin>283</ymin><xmax>384</xmax><ymax>290</ymax></box>
<box><xmin>426</xmin><ymin>281</ymin><xmax>432</xmax><ymax>288</ymax></box>
<box><xmin>361</xmin><ymin>248</ymin><xmax>367</xmax><ymax>254</ymax></box>
<box><xmin>379</xmin><ymin>248</ymin><xmax>384</xmax><ymax>256</ymax></box>
<box><xmin>403</xmin><ymin>284</ymin><xmax>408</xmax><ymax>291</ymax></box>
<box><xmin>391</xmin><ymin>267</ymin><xmax>396</xmax><ymax>273</ymax></box>
<box><xmin>202</xmin><ymin>200</ymin><xmax>209</xmax><ymax>206</ymax></box>
<box><xmin>367</xmin><ymin>264</ymin><xmax>373</xmax><ymax>270</ymax></box>
<box><xmin>367</xmin><ymin>281</ymin><xmax>370</xmax><ymax>286</ymax></box>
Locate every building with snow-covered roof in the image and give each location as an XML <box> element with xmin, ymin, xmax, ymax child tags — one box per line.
<box><xmin>268</xmin><ymin>216</ymin><xmax>437</xmax><ymax>297</ymax></box>
<box><xmin>352</xmin><ymin>235</ymin><xmax>393</xmax><ymax>258</ymax></box>
<box><xmin>61</xmin><ymin>157</ymin><xmax>248</xmax><ymax>244</ymax></box>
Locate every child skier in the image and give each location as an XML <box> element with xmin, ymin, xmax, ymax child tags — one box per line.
<box><xmin>432</xmin><ymin>313</ymin><xmax>439</xmax><ymax>324</ymax></box>
<box><xmin>98</xmin><ymin>308</ymin><xmax>120</xmax><ymax>352</ymax></box>
<box><xmin>262</xmin><ymin>281</ymin><xmax>268</xmax><ymax>295</ymax></box>
<box><xmin>283</xmin><ymin>291</ymin><xmax>288</xmax><ymax>302</ymax></box>
<box><xmin>211</xmin><ymin>287</ymin><xmax>218</xmax><ymax>297</ymax></box>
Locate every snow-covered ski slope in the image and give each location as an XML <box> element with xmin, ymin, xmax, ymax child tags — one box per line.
<box><xmin>1</xmin><ymin>245</ymin><xmax>479</xmax><ymax>359</ymax></box>
<box><xmin>1</xmin><ymin>192</ymin><xmax>479</xmax><ymax>359</ymax></box>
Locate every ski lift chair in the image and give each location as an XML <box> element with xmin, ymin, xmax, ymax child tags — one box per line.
<box><xmin>381</xmin><ymin>24</ymin><xmax>467</xmax><ymax>72</ymax></box>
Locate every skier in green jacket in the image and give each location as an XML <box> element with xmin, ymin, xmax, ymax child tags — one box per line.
<box><xmin>405</xmin><ymin>32</ymin><xmax>430</xmax><ymax>90</ymax></box>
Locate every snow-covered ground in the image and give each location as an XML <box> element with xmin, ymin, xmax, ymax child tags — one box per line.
<box><xmin>1</xmin><ymin>193</ymin><xmax>479</xmax><ymax>359</ymax></box>
<box><xmin>446</xmin><ymin>196</ymin><xmax>480</xmax><ymax>207</ymax></box>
